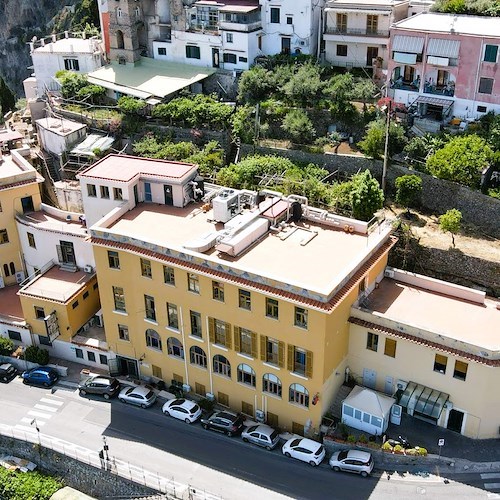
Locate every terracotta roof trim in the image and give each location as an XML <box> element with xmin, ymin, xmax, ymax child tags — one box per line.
<box><xmin>91</xmin><ymin>236</ymin><xmax>396</xmax><ymax>313</ymax></box>
<box><xmin>349</xmin><ymin>316</ymin><xmax>500</xmax><ymax>367</ymax></box>
<box><xmin>16</xmin><ymin>216</ymin><xmax>88</xmax><ymax>239</ymax></box>
<box><xmin>0</xmin><ymin>178</ymin><xmax>41</xmax><ymax>192</ymax></box>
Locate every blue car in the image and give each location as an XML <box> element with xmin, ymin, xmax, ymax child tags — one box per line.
<box><xmin>22</xmin><ymin>367</ymin><xmax>59</xmax><ymax>387</ymax></box>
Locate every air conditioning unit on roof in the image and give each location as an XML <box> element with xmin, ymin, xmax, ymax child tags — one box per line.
<box><xmin>396</xmin><ymin>380</ymin><xmax>408</xmax><ymax>391</ymax></box>
<box><xmin>384</xmin><ymin>268</ymin><xmax>395</xmax><ymax>278</ymax></box>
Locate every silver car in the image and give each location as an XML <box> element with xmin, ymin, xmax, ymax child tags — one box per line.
<box><xmin>329</xmin><ymin>449</ymin><xmax>374</xmax><ymax>477</ymax></box>
<box><xmin>241</xmin><ymin>424</ymin><xmax>280</xmax><ymax>450</ymax></box>
<box><xmin>118</xmin><ymin>385</ymin><xmax>157</xmax><ymax>408</ymax></box>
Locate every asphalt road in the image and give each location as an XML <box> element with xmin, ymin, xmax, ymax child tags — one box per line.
<box><xmin>0</xmin><ymin>378</ymin><xmax>494</xmax><ymax>500</ymax></box>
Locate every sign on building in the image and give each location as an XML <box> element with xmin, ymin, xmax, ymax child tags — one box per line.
<box><xmin>44</xmin><ymin>311</ymin><xmax>60</xmax><ymax>342</ymax></box>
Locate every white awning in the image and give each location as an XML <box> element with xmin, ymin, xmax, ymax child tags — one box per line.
<box><xmin>392</xmin><ymin>35</ymin><xmax>424</xmax><ymax>54</ymax></box>
<box><xmin>427</xmin><ymin>55</ymin><xmax>449</xmax><ymax>67</ymax></box>
<box><xmin>427</xmin><ymin>38</ymin><xmax>460</xmax><ymax>58</ymax></box>
<box><xmin>87</xmin><ymin>78</ymin><xmax>152</xmax><ymax>99</ymax></box>
<box><xmin>411</xmin><ymin>95</ymin><xmax>454</xmax><ymax>110</ymax></box>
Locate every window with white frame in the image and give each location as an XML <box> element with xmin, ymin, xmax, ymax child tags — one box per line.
<box><xmin>237</xmin><ymin>363</ymin><xmax>256</xmax><ymax>387</ymax></box>
<box><xmin>167</xmin><ymin>337</ymin><xmax>184</xmax><ymax>358</ymax></box>
<box><xmin>289</xmin><ymin>383</ymin><xmax>309</xmax><ymax>407</ymax></box>
<box><xmin>263</xmin><ymin>373</ymin><xmax>282</xmax><ymax>397</ymax></box>
<box><xmin>190</xmin><ymin>346</ymin><xmax>207</xmax><ymax>368</ymax></box>
<box><xmin>213</xmin><ymin>354</ymin><xmax>231</xmax><ymax>377</ymax></box>
<box><xmin>146</xmin><ymin>329</ymin><xmax>162</xmax><ymax>350</ymax></box>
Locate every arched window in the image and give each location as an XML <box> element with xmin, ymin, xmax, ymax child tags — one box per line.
<box><xmin>167</xmin><ymin>337</ymin><xmax>184</xmax><ymax>358</ymax></box>
<box><xmin>117</xmin><ymin>8</ymin><xmax>123</xmax><ymax>19</ymax></box>
<box><xmin>3</xmin><ymin>264</ymin><xmax>10</xmax><ymax>277</ymax></box>
<box><xmin>263</xmin><ymin>373</ymin><xmax>282</xmax><ymax>397</ymax></box>
<box><xmin>135</xmin><ymin>6</ymin><xmax>140</xmax><ymax>17</ymax></box>
<box><xmin>116</xmin><ymin>29</ymin><xmax>124</xmax><ymax>49</ymax></box>
<box><xmin>289</xmin><ymin>383</ymin><xmax>309</xmax><ymax>407</ymax></box>
<box><xmin>190</xmin><ymin>346</ymin><xmax>207</xmax><ymax>368</ymax></box>
<box><xmin>9</xmin><ymin>262</ymin><xmax>15</xmax><ymax>275</ymax></box>
<box><xmin>145</xmin><ymin>329</ymin><xmax>162</xmax><ymax>350</ymax></box>
<box><xmin>237</xmin><ymin>363</ymin><xmax>255</xmax><ymax>387</ymax></box>
<box><xmin>213</xmin><ymin>355</ymin><xmax>231</xmax><ymax>378</ymax></box>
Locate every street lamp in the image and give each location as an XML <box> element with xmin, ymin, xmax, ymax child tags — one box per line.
<box><xmin>102</xmin><ymin>436</ymin><xmax>109</xmax><ymax>461</ymax></box>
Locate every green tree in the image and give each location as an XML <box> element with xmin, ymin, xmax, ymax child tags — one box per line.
<box><xmin>0</xmin><ymin>76</ymin><xmax>16</xmax><ymax>115</ymax></box>
<box><xmin>432</xmin><ymin>0</ymin><xmax>500</xmax><ymax>15</ymax></box>
<box><xmin>426</xmin><ymin>135</ymin><xmax>493</xmax><ymax>187</ymax></box>
<box><xmin>76</xmin><ymin>84</ymin><xmax>106</xmax><ymax>104</ymax></box>
<box><xmin>395</xmin><ymin>174</ymin><xmax>423</xmax><ymax>212</ymax></box>
<box><xmin>281</xmin><ymin>63</ymin><xmax>324</xmax><ymax>108</ymax></box>
<box><xmin>237</xmin><ymin>66</ymin><xmax>275</xmax><ymax>103</ymax></box>
<box><xmin>117</xmin><ymin>96</ymin><xmax>147</xmax><ymax>114</ymax></box>
<box><xmin>0</xmin><ymin>337</ymin><xmax>14</xmax><ymax>356</ymax></box>
<box><xmin>350</xmin><ymin>170</ymin><xmax>384</xmax><ymax>221</ymax></box>
<box><xmin>56</xmin><ymin>71</ymin><xmax>88</xmax><ymax>99</ymax></box>
<box><xmin>352</xmin><ymin>79</ymin><xmax>378</xmax><ymax>115</ymax></box>
<box><xmin>281</xmin><ymin>109</ymin><xmax>316</xmax><ymax>144</ymax></box>
<box><xmin>358</xmin><ymin>118</ymin><xmax>407</xmax><ymax>159</ymax></box>
<box><xmin>439</xmin><ymin>208</ymin><xmax>462</xmax><ymax>247</ymax></box>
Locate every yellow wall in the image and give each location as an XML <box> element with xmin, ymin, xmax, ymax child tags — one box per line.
<box><xmin>348</xmin><ymin>323</ymin><xmax>500</xmax><ymax>438</ymax></box>
<box><xmin>19</xmin><ymin>276</ymin><xmax>100</xmax><ymax>342</ymax></box>
<box><xmin>0</xmin><ymin>183</ymin><xmax>42</xmax><ymax>285</ymax></box>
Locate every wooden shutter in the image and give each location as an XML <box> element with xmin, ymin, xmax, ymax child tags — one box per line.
<box><xmin>251</xmin><ymin>332</ymin><xmax>258</xmax><ymax>358</ymax></box>
<box><xmin>224</xmin><ymin>322</ymin><xmax>232</xmax><ymax>349</ymax></box>
<box><xmin>287</xmin><ymin>344</ymin><xmax>294</xmax><ymax>371</ymax></box>
<box><xmin>208</xmin><ymin>317</ymin><xmax>215</xmax><ymax>344</ymax></box>
<box><xmin>260</xmin><ymin>335</ymin><xmax>267</xmax><ymax>361</ymax></box>
<box><xmin>305</xmin><ymin>350</ymin><xmax>313</xmax><ymax>378</ymax></box>
<box><xmin>278</xmin><ymin>341</ymin><xmax>285</xmax><ymax>368</ymax></box>
<box><xmin>233</xmin><ymin>326</ymin><xmax>241</xmax><ymax>352</ymax></box>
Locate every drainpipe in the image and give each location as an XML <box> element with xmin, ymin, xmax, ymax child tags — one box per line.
<box><xmin>471</xmin><ymin>39</ymin><xmax>485</xmax><ymax>119</ymax></box>
<box><xmin>179</xmin><ymin>306</ymin><xmax>189</xmax><ymax>386</ymax></box>
<box><xmin>206</xmin><ymin>317</ymin><xmax>213</xmax><ymax>395</ymax></box>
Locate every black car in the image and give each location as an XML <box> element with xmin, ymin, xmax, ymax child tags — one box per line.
<box><xmin>78</xmin><ymin>375</ymin><xmax>121</xmax><ymax>399</ymax></box>
<box><xmin>201</xmin><ymin>410</ymin><xmax>245</xmax><ymax>437</ymax></box>
<box><xmin>0</xmin><ymin>363</ymin><xmax>18</xmax><ymax>383</ymax></box>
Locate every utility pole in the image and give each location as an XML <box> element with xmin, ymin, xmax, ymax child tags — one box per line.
<box><xmin>382</xmin><ymin>100</ymin><xmax>391</xmax><ymax>194</ymax></box>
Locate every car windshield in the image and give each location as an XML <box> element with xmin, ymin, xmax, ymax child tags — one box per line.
<box><xmin>247</xmin><ymin>425</ymin><xmax>258</xmax><ymax>433</ymax></box>
<box><xmin>145</xmin><ymin>390</ymin><xmax>154</xmax><ymax>399</ymax></box>
<box><xmin>270</xmin><ymin>430</ymin><xmax>279</xmax><ymax>440</ymax></box>
<box><xmin>338</xmin><ymin>450</ymin><xmax>349</xmax><ymax>460</ymax></box>
<box><xmin>315</xmin><ymin>445</ymin><xmax>325</xmax><ymax>456</ymax></box>
<box><xmin>290</xmin><ymin>438</ymin><xmax>301</xmax><ymax>447</ymax></box>
<box><xmin>189</xmin><ymin>405</ymin><xmax>200</xmax><ymax>414</ymax></box>
<box><xmin>125</xmin><ymin>387</ymin><xmax>134</xmax><ymax>395</ymax></box>
<box><xmin>173</xmin><ymin>399</ymin><xmax>185</xmax><ymax>405</ymax></box>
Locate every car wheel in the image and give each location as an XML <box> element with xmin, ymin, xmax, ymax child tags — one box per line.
<box><xmin>202</xmin><ymin>423</ymin><xmax>209</xmax><ymax>430</ymax></box>
<box><xmin>184</xmin><ymin>418</ymin><xmax>191</xmax><ymax>424</ymax></box>
<box><xmin>226</xmin><ymin>431</ymin><xmax>233</xmax><ymax>437</ymax></box>
<box><xmin>361</xmin><ymin>471</ymin><xmax>368</xmax><ymax>478</ymax></box>
<box><xmin>285</xmin><ymin>452</ymin><xmax>291</xmax><ymax>458</ymax></box>
<box><xmin>332</xmin><ymin>466</ymin><xmax>340</xmax><ymax>472</ymax></box>
<box><xmin>140</xmin><ymin>403</ymin><xmax>147</xmax><ymax>409</ymax></box>
<box><xmin>242</xmin><ymin>437</ymin><xmax>249</xmax><ymax>443</ymax></box>
<box><xmin>309</xmin><ymin>460</ymin><xmax>317</xmax><ymax>467</ymax></box>
<box><xmin>119</xmin><ymin>398</ymin><xmax>126</xmax><ymax>404</ymax></box>
<box><xmin>103</xmin><ymin>393</ymin><xmax>110</xmax><ymax>400</ymax></box>
<box><xmin>164</xmin><ymin>410</ymin><xmax>171</xmax><ymax>417</ymax></box>
<box><xmin>43</xmin><ymin>382</ymin><xmax>50</xmax><ymax>387</ymax></box>
<box><xmin>2</xmin><ymin>377</ymin><xmax>7</xmax><ymax>382</ymax></box>
<box><xmin>22</xmin><ymin>379</ymin><xmax>28</xmax><ymax>384</ymax></box>
<box><xmin>265</xmin><ymin>446</ymin><xmax>272</xmax><ymax>451</ymax></box>
<box><xmin>79</xmin><ymin>389</ymin><xmax>87</xmax><ymax>396</ymax></box>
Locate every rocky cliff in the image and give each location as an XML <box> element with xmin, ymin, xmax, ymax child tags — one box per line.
<box><xmin>0</xmin><ymin>0</ymin><xmax>78</xmax><ymax>97</ymax></box>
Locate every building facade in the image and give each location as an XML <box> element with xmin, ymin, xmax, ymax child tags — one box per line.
<box><xmin>78</xmin><ymin>153</ymin><xmax>394</xmax><ymax>432</ymax></box>
<box><xmin>323</xmin><ymin>0</ymin><xmax>409</xmax><ymax>71</ymax></box>
<box><xmin>387</xmin><ymin>13</ymin><xmax>500</xmax><ymax>129</ymax></box>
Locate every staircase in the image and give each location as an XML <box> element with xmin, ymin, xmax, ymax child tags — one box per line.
<box><xmin>410</xmin><ymin>124</ymin><xmax>426</xmax><ymax>137</ymax></box>
<box><xmin>329</xmin><ymin>384</ymin><xmax>354</xmax><ymax>419</ymax></box>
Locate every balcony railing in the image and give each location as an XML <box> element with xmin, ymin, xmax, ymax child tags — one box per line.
<box><xmin>392</xmin><ymin>82</ymin><xmax>455</xmax><ymax>97</ymax></box>
<box><xmin>325</xmin><ymin>27</ymin><xmax>389</xmax><ymax>37</ymax></box>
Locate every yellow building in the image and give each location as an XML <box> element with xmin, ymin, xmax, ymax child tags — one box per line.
<box><xmin>0</xmin><ymin>148</ymin><xmax>43</xmax><ymax>287</ymax></box>
<box><xmin>80</xmin><ymin>154</ymin><xmax>394</xmax><ymax>433</ymax></box>
<box><xmin>348</xmin><ymin>268</ymin><xmax>500</xmax><ymax>439</ymax></box>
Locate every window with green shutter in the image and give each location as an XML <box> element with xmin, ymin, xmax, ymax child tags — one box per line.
<box><xmin>484</xmin><ymin>45</ymin><xmax>498</xmax><ymax>63</ymax></box>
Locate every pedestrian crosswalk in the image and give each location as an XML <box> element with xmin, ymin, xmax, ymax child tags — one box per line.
<box><xmin>14</xmin><ymin>393</ymin><xmax>65</xmax><ymax>434</ymax></box>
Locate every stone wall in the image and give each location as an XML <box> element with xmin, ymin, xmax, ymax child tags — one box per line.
<box><xmin>240</xmin><ymin>145</ymin><xmax>500</xmax><ymax>238</ymax></box>
<box><xmin>0</xmin><ymin>436</ymin><xmax>158</xmax><ymax>499</ymax></box>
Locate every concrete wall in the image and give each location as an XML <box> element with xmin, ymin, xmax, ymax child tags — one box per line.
<box><xmin>239</xmin><ymin>145</ymin><xmax>500</xmax><ymax>238</ymax></box>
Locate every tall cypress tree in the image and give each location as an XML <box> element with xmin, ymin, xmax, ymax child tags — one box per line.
<box><xmin>0</xmin><ymin>76</ymin><xmax>16</xmax><ymax>116</ymax></box>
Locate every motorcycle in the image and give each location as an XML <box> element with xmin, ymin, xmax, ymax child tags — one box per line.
<box><xmin>387</xmin><ymin>435</ymin><xmax>412</xmax><ymax>449</ymax></box>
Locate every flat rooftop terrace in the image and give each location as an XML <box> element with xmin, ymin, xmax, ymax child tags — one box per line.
<box><xmin>16</xmin><ymin>210</ymin><xmax>89</xmax><ymax>238</ymax></box>
<box><xmin>363</xmin><ymin>279</ymin><xmax>500</xmax><ymax>351</ymax></box>
<box><xmin>0</xmin><ymin>285</ymin><xmax>24</xmax><ymax>322</ymax></box>
<box><xmin>102</xmin><ymin>202</ymin><xmax>390</xmax><ymax>296</ymax></box>
<box><xmin>19</xmin><ymin>266</ymin><xmax>92</xmax><ymax>303</ymax></box>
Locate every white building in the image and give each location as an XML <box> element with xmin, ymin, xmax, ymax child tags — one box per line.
<box><xmin>323</xmin><ymin>0</ymin><xmax>409</xmax><ymax>71</ymax></box>
<box><xmin>29</xmin><ymin>33</ymin><xmax>104</xmax><ymax>97</ymax></box>
<box><xmin>35</xmin><ymin>117</ymin><xmax>87</xmax><ymax>156</ymax></box>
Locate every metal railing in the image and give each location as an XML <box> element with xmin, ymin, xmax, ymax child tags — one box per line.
<box><xmin>325</xmin><ymin>27</ymin><xmax>389</xmax><ymax>37</ymax></box>
<box><xmin>0</xmin><ymin>424</ymin><xmax>222</xmax><ymax>500</ymax></box>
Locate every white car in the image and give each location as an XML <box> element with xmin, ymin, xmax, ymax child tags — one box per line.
<box><xmin>282</xmin><ymin>437</ymin><xmax>325</xmax><ymax>467</ymax></box>
<box><xmin>162</xmin><ymin>398</ymin><xmax>202</xmax><ymax>423</ymax></box>
<box><xmin>118</xmin><ymin>385</ymin><xmax>157</xmax><ymax>408</ymax></box>
<box><xmin>329</xmin><ymin>449</ymin><xmax>374</xmax><ymax>477</ymax></box>
<box><xmin>241</xmin><ymin>424</ymin><xmax>280</xmax><ymax>450</ymax></box>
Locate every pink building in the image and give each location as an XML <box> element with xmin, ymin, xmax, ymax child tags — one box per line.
<box><xmin>387</xmin><ymin>13</ymin><xmax>500</xmax><ymax>133</ymax></box>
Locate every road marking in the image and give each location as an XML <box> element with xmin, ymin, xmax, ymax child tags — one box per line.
<box><xmin>40</xmin><ymin>397</ymin><xmax>64</xmax><ymax>406</ymax></box>
<box><xmin>482</xmin><ymin>474</ymin><xmax>500</xmax><ymax>480</ymax></box>
<box><xmin>20</xmin><ymin>417</ymin><xmax>46</xmax><ymax>426</ymax></box>
<box><xmin>487</xmin><ymin>494</ymin><xmax>500</xmax><ymax>499</ymax></box>
<box><xmin>34</xmin><ymin>404</ymin><xmax>58</xmax><ymax>413</ymax></box>
<box><xmin>485</xmin><ymin>483</ymin><xmax>500</xmax><ymax>490</ymax></box>
<box><xmin>27</xmin><ymin>410</ymin><xmax>53</xmax><ymax>419</ymax></box>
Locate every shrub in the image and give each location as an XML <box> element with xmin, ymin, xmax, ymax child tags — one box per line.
<box><xmin>281</xmin><ymin>109</ymin><xmax>316</xmax><ymax>144</ymax></box>
<box><xmin>358</xmin><ymin>434</ymin><xmax>368</xmax><ymax>444</ymax></box>
<box><xmin>393</xmin><ymin>444</ymin><xmax>404</xmax><ymax>453</ymax></box>
<box><xmin>117</xmin><ymin>96</ymin><xmax>147</xmax><ymax>115</ymax></box>
<box><xmin>23</xmin><ymin>345</ymin><xmax>49</xmax><ymax>365</ymax></box>
<box><xmin>197</xmin><ymin>398</ymin><xmax>215</xmax><ymax>413</ymax></box>
<box><xmin>0</xmin><ymin>337</ymin><xmax>14</xmax><ymax>356</ymax></box>
<box><xmin>0</xmin><ymin>467</ymin><xmax>63</xmax><ymax>499</ymax></box>
<box><xmin>395</xmin><ymin>174</ymin><xmax>423</xmax><ymax>210</ymax></box>
<box><xmin>338</xmin><ymin>423</ymin><xmax>349</xmax><ymax>439</ymax></box>
<box><xmin>350</xmin><ymin>170</ymin><xmax>384</xmax><ymax>221</ymax></box>
<box><xmin>417</xmin><ymin>447</ymin><xmax>428</xmax><ymax>456</ymax></box>
<box><xmin>381</xmin><ymin>441</ymin><xmax>393</xmax><ymax>451</ymax></box>
<box><xmin>347</xmin><ymin>434</ymin><xmax>357</xmax><ymax>443</ymax></box>
<box><xmin>439</xmin><ymin>208</ymin><xmax>462</xmax><ymax>247</ymax></box>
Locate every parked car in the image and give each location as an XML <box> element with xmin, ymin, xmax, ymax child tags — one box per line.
<box><xmin>78</xmin><ymin>375</ymin><xmax>120</xmax><ymax>399</ymax></box>
<box><xmin>329</xmin><ymin>449</ymin><xmax>374</xmax><ymax>477</ymax></box>
<box><xmin>241</xmin><ymin>424</ymin><xmax>280</xmax><ymax>450</ymax></box>
<box><xmin>21</xmin><ymin>367</ymin><xmax>59</xmax><ymax>387</ymax></box>
<box><xmin>282</xmin><ymin>437</ymin><xmax>325</xmax><ymax>467</ymax></box>
<box><xmin>201</xmin><ymin>410</ymin><xmax>245</xmax><ymax>437</ymax></box>
<box><xmin>162</xmin><ymin>398</ymin><xmax>202</xmax><ymax>424</ymax></box>
<box><xmin>0</xmin><ymin>363</ymin><xmax>18</xmax><ymax>383</ymax></box>
<box><xmin>118</xmin><ymin>385</ymin><xmax>157</xmax><ymax>408</ymax></box>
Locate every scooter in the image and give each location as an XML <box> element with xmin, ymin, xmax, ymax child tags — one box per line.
<box><xmin>387</xmin><ymin>435</ymin><xmax>412</xmax><ymax>449</ymax></box>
